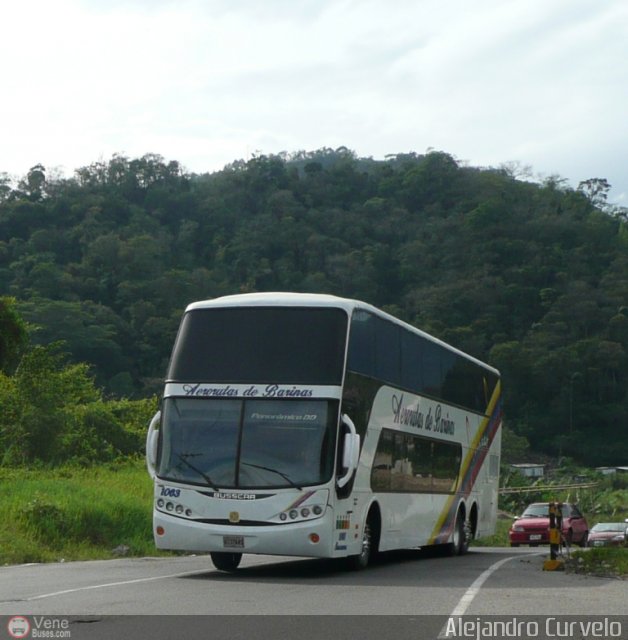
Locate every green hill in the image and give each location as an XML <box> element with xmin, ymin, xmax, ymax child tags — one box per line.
<box><xmin>1</xmin><ymin>149</ymin><xmax>627</xmax><ymax>465</ymax></box>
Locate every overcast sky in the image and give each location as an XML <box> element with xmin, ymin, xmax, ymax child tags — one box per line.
<box><xmin>2</xmin><ymin>0</ymin><xmax>627</xmax><ymax>203</ymax></box>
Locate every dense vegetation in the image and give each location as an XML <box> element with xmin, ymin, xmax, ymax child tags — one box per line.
<box><xmin>1</xmin><ymin>148</ymin><xmax>627</xmax><ymax>466</ymax></box>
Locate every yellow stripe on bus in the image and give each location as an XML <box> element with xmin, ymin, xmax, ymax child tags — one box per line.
<box><xmin>427</xmin><ymin>380</ymin><xmax>502</xmax><ymax>545</ymax></box>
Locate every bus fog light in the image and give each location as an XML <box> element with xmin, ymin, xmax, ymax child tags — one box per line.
<box><xmin>309</xmin><ymin>533</ymin><xmax>320</xmax><ymax>543</ymax></box>
<box><xmin>185</xmin><ymin>509</ymin><xmax>192</xmax><ymax>517</ymax></box>
<box><xmin>166</xmin><ymin>502</ymin><xmax>174</xmax><ymax>511</ymax></box>
<box><xmin>301</xmin><ymin>508</ymin><xmax>310</xmax><ymax>518</ymax></box>
<box><xmin>175</xmin><ymin>504</ymin><xmax>184</xmax><ymax>514</ymax></box>
<box><xmin>280</xmin><ymin>512</ymin><xmax>288</xmax><ymax>521</ymax></box>
<box><xmin>289</xmin><ymin>509</ymin><xmax>298</xmax><ymax>519</ymax></box>
<box><xmin>157</xmin><ymin>498</ymin><xmax>165</xmax><ymax>508</ymax></box>
<box><xmin>312</xmin><ymin>505</ymin><xmax>323</xmax><ymax>515</ymax></box>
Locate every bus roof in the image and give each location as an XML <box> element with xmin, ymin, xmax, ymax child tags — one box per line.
<box><xmin>185</xmin><ymin>292</ymin><xmax>499</xmax><ymax>375</ymax></box>
<box><xmin>187</xmin><ymin>292</ymin><xmax>355</xmax><ymax>312</ymax></box>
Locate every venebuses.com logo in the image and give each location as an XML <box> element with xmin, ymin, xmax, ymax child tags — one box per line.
<box><xmin>6</xmin><ymin>616</ymin><xmax>71</xmax><ymax>639</ymax></box>
<box><xmin>7</xmin><ymin>617</ymin><xmax>30</xmax><ymax>639</ymax></box>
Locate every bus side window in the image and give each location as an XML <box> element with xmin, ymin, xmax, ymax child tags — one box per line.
<box><xmin>371</xmin><ymin>430</ymin><xmax>393</xmax><ymax>491</ymax></box>
<box><xmin>341</xmin><ymin>373</ymin><xmax>378</xmax><ymax>443</ymax></box>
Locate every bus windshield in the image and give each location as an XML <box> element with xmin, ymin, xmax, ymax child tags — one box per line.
<box><xmin>167</xmin><ymin>306</ymin><xmax>348</xmax><ymax>384</ymax></box>
<box><xmin>158</xmin><ymin>398</ymin><xmax>338</xmax><ymax>489</ymax></box>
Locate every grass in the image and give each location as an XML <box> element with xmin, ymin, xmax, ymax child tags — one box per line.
<box><xmin>0</xmin><ymin>459</ymin><xmax>171</xmax><ymax>565</ymax></box>
<box><xmin>567</xmin><ymin>547</ymin><xmax>628</xmax><ymax>578</ymax></box>
<box><xmin>471</xmin><ymin>517</ymin><xmax>512</xmax><ymax>547</ymax></box>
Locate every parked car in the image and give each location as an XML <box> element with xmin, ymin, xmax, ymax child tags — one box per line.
<box><xmin>587</xmin><ymin>522</ymin><xmax>628</xmax><ymax>547</ymax></box>
<box><xmin>508</xmin><ymin>502</ymin><xmax>589</xmax><ymax>547</ymax></box>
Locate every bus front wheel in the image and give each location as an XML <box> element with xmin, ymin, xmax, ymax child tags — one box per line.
<box><xmin>346</xmin><ymin>516</ymin><xmax>374</xmax><ymax>570</ymax></box>
<box><xmin>210</xmin><ymin>552</ymin><xmax>242</xmax><ymax>572</ymax></box>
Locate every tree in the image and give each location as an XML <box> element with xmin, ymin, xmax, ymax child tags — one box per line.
<box><xmin>17</xmin><ymin>164</ymin><xmax>46</xmax><ymax>201</ymax></box>
<box><xmin>0</xmin><ymin>172</ymin><xmax>13</xmax><ymax>202</ymax></box>
<box><xmin>0</xmin><ymin>297</ymin><xmax>28</xmax><ymax>374</ymax></box>
<box><xmin>577</xmin><ymin>177</ymin><xmax>611</xmax><ymax>209</ymax></box>
<box><xmin>17</xmin><ymin>299</ymin><xmax>130</xmax><ymax>389</ymax></box>
<box><xmin>0</xmin><ymin>342</ymin><xmax>150</xmax><ymax>465</ymax></box>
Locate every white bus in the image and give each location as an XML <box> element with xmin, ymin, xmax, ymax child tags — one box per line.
<box><xmin>146</xmin><ymin>293</ymin><xmax>502</xmax><ymax>571</ymax></box>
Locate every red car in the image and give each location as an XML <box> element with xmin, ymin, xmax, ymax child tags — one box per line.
<box><xmin>508</xmin><ymin>502</ymin><xmax>589</xmax><ymax>547</ymax></box>
<box><xmin>587</xmin><ymin>522</ymin><xmax>628</xmax><ymax>547</ymax></box>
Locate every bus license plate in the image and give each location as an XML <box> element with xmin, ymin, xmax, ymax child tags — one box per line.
<box><xmin>223</xmin><ymin>535</ymin><xmax>244</xmax><ymax>549</ymax></box>
<box><xmin>529</xmin><ymin>534</ymin><xmax>542</xmax><ymax>541</ymax></box>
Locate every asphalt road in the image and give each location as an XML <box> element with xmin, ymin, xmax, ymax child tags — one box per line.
<box><xmin>1</xmin><ymin>548</ymin><xmax>626</xmax><ymax>639</ymax></box>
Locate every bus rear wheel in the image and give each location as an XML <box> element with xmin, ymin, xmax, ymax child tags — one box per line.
<box><xmin>447</xmin><ymin>511</ymin><xmax>469</xmax><ymax>556</ymax></box>
<box><xmin>210</xmin><ymin>552</ymin><xmax>242</xmax><ymax>572</ymax></box>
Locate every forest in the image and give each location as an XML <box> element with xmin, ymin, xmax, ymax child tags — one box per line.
<box><xmin>0</xmin><ymin>148</ymin><xmax>627</xmax><ymax>466</ymax></box>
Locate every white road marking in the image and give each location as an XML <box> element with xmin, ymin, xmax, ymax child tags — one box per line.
<box><xmin>450</xmin><ymin>555</ymin><xmax>518</xmax><ymax>616</ymax></box>
<box><xmin>437</xmin><ymin>553</ymin><xmax>540</xmax><ymax>638</ymax></box>
<box><xmin>24</xmin><ymin>569</ymin><xmax>210</xmax><ymax>601</ymax></box>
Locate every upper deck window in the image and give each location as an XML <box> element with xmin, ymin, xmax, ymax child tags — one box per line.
<box><xmin>347</xmin><ymin>310</ymin><xmax>498</xmax><ymax>414</ymax></box>
<box><xmin>168</xmin><ymin>306</ymin><xmax>348</xmax><ymax>385</ymax></box>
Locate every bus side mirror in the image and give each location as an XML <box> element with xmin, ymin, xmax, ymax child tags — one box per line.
<box><xmin>343</xmin><ymin>433</ymin><xmax>360</xmax><ymax>471</ymax></box>
<box><xmin>146</xmin><ymin>411</ymin><xmax>161</xmax><ymax>479</ymax></box>
<box><xmin>337</xmin><ymin>414</ymin><xmax>360</xmax><ymax>489</ymax></box>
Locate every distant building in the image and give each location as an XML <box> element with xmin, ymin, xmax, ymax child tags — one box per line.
<box><xmin>595</xmin><ymin>466</ymin><xmax>628</xmax><ymax>475</ymax></box>
<box><xmin>510</xmin><ymin>463</ymin><xmax>545</xmax><ymax>478</ymax></box>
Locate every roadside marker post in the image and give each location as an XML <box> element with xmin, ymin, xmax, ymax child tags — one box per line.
<box><xmin>543</xmin><ymin>501</ymin><xmax>565</xmax><ymax>571</ymax></box>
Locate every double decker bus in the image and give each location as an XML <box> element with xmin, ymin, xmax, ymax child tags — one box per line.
<box><xmin>146</xmin><ymin>293</ymin><xmax>502</xmax><ymax>571</ymax></box>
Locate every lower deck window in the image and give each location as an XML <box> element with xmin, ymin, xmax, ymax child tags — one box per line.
<box><xmin>371</xmin><ymin>429</ymin><xmax>462</xmax><ymax>494</ymax></box>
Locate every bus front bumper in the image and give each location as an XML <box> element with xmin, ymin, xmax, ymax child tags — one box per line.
<box><xmin>153</xmin><ymin>510</ymin><xmax>341</xmax><ymax>558</ymax></box>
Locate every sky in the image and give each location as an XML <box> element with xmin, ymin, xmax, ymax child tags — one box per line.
<box><xmin>2</xmin><ymin>0</ymin><xmax>627</xmax><ymax>203</ymax></box>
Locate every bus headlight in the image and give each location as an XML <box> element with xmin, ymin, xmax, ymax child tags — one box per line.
<box><xmin>278</xmin><ymin>504</ymin><xmax>325</xmax><ymax>522</ymax></box>
<box><xmin>157</xmin><ymin>500</ymin><xmax>193</xmax><ymax>517</ymax></box>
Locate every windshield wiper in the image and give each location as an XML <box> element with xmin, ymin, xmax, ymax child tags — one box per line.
<box><xmin>241</xmin><ymin>462</ymin><xmax>302</xmax><ymax>490</ymax></box>
<box><xmin>176</xmin><ymin>453</ymin><xmax>219</xmax><ymax>490</ymax></box>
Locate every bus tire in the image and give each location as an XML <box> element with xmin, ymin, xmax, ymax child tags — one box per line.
<box><xmin>447</xmin><ymin>510</ymin><xmax>469</xmax><ymax>556</ymax></box>
<box><xmin>210</xmin><ymin>552</ymin><xmax>242</xmax><ymax>572</ymax></box>
<box><xmin>346</xmin><ymin>514</ymin><xmax>375</xmax><ymax>570</ymax></box>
